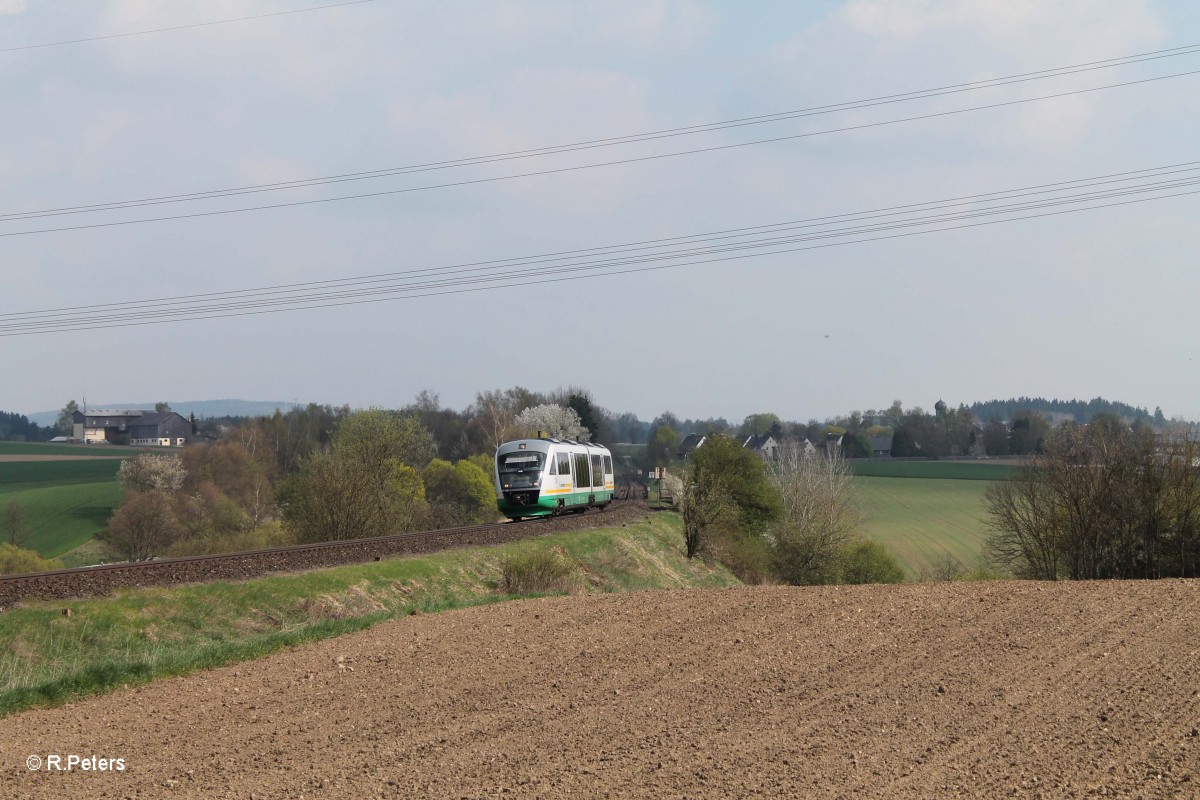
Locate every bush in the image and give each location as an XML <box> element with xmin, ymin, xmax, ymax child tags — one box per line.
<box><xmin>707</xmin><ymin>528</ymin><xmax>775</xmax><ymax>585</ymax></box>
<box><xmin>168</xmin><ymin>521</ymin><xmax>296</xmax><ymax>557</ymax></box>
<box><xmin>838</xmin><ymin>540</ymin><xmax>905</xmax><ymax>584</ymax></box>
<box><xmin>0</xmin><ymin>543</ymin><xmax>62</xmax><ymax>575</ymax></box>
<box><xmin>499</xmin><ymin>548</ymin><xmax>580</xmax><ymax>595</ymax></box>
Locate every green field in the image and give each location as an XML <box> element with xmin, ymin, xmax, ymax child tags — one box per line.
<box><xmin>849</xmin><ymin>460</ymin><xmax>1017</xmax><ymax>481</ymax></box>
<box><xmin>854</xmin><ymin>476</ymin><xmax>994</xmax><ymax>578</ymax></box>
<box><xmin>0</xmin><ymin>460</ymin><xmax>124</xmax><ymax>559</ymax></box>
<box><xmin>0</xmin><ymin>442</ymin><xmax>142</xmax><ymax>457</ymax></box>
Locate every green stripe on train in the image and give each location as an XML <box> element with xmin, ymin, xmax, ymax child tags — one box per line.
<box><xmin>498</xmin><ymin>489</ymin><xmax>615</xmax><ymax>517</ymax></box>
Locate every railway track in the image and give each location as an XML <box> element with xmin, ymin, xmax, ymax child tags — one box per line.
<box><xmin>615</xmin><ymin>478</ymin><xmax>648</xmax><ymax>501</ymax></box>
<box><xmin>0</xmin><ymin>499</ymin><xmax>649</xmax><ymax>608</ymax></box>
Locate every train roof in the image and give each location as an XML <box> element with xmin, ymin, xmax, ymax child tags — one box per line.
<box><xmin>496</xmin><ymin>438</ymin><xmax>610</xmax><ymax>453</ymax></box>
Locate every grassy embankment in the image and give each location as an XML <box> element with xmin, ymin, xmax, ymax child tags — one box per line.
<box><xmin>0</xmin><ymin>510</ymin><xmax>735</xmax><ymax>717</ymax></box>
<box><xmin>849</xmin><ymin>461</ymin><xmax>1017</xmax><ymax>578</ymax></box>
<box><xmin>0</xmin><ymin>459</ymin><xmax>125</xmax><ymax>565</ymax></box>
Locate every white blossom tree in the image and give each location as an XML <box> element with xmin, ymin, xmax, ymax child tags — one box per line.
<box><xmin>117</xmin><ymin>454</ymin><xmax>188</xmax><ymax>493</ymax></box>
<box><xmin>513</xmin><ymin>404</ymin><xmax>590</xmax><ymax>441</ymax></box>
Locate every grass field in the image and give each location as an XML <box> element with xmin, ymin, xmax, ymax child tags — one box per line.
<box><xmin>0</xmin><ymin>512</ymin><xmax>734</xmax><ymax>716</ymax></box>
<box><xmin>0</xmin><ymin>460</ymin><xmax>124</xmax><ymax>559</ymax></box>
<box><xmin>849</xmin><ymin>460</ymin><xmax>1017</xmax><ymax>481</ymax></box>
<box><xmin>854</xmin><ymin>476</ymin><xmax>994</xmax><ymax>578</ymax></box>
<box><xmin>0</xmin><ymin>442</ymin><xmax>142</xmax><ymax>457</ymax></box>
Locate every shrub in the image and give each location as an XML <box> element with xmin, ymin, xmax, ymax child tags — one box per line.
<box><xmin>0</xmin><ymin>543</ymin><xmax>62</xmax><ymax>575</ymax></box>
<box><xmin>838</xmin><ymin>540</ymin><xmax>905</xmax><ymax>585</ymax></box>
<box><xmin>168</xmin><ymin>521</ymin><xmax>296</xmax><ymax>557</ymax></box>
<box><xmin>499</xmin><ymin>548</ymin><xmax>580</xmax><ymax>595</ymax></box>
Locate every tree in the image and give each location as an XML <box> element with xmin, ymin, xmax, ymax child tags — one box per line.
<box><xmin>740</xmin><ymin>413</ymin><xmax>782</xmax><ymax>438</ymax></box>
<box><xmin>100</xmin><ymin>491</ymin><xmax>181</xmax><ymax>560</ymax></box>
<box><xmin>471</xmin><ymin>387</ymin><xmax>539</xmax><ymax>452</ymax></box>
<box><xmin>181</xmin><ymin>440</ymin><xmax>275</xmax><ymax>528</ymax></box>
<box><xmin>645</xmin><ymin>425</ymin><xmax>679</xmax><ymax>468</ymax></box>
<box><xmin>280</xmin><ymin>451</ymin><xmax>426</xmax><ymax>542</ymax></box>
<box><xmin>117</xmin><ymin>454</ymin><xmax>188</xmax><ymax>493</ymax></box>
<box><xmin>56</xmin><ymin>400</ymin><xmax>79</xmax><ymax>436</ymax></box>
<box><xmin>423</xmin><ymin>458</ymin><xmax>497</xmax><ymax>525</ymax></box>
<box><xmin>986</xmin><ymin>423</ymin><xmax>1200</xmax><ymax>580</ymax></box>
<box><xmin>155</xmin><ymin>401</ymin><xmax>172</xmax><ymax>414</ymax></box>
<box><xmin>565</xmin><ymin>391</ymin><xmax>602</xmax><ymax>441</ymax></box>
<box><xmin>1008</xmin><ymin>410</ymin><xmax>1050</xmax><ymax>455</ymax></box>
<box><xmin>3</xmin><ymin>499</ymin><xmax>29</xmax><ymax>548</ymax></box>
<box><xmin>278</xmin><ymin>410</ymin><xmax>434</xmax><ymax>542</ymax></box>
<box><xmin>890</xmin><ymin>427</ymin><xmax>918</xmax><ymax>457</ymax></box>
<box><xmin>513</xmin><ymin>404</ymin><xmax>589</xmax><ymax>441</ymax></box>
<box><xmin>334</xmin><ymin>409</ymin><xmax>436</xmax><ymax>471</ymax></box>
<box><xmin>689</xmin><ymin>435</ymin><xmax>782</xmax><ymax>536</ymax></box>
<box><xmin>982</xmin><ymin>419</ymin><xmax>1009</xmax><ymax>456</ymax></box>
<box><xmin>405</xmin><ymin>390</ymin><xmax>472</xmax><ymax>460</ymax></box>
<box><xmin>765</xmin><ymin>445</ymin><xmax>863</xmax><ymax>585</ymax></box>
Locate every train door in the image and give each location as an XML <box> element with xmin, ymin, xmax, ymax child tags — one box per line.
<box><xmin>590</xmin><ymin>453</ymin><xmax>603</xmax><ymax>491</ymax></box>
<box><xmin>573</xmin><ymin>452</ymin><xmax>591</xmax><ymax>502</ymax></box>
<box><xmin>555</xmin><ymin>449</ymin><xmax>573</xmax><ymax>495</ymax></box>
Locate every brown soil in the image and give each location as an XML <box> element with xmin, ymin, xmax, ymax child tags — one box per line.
<box><xmin>3</xmin><ymin>580</ymin><xmax>1198</xmax><ymax>798</ymax></box>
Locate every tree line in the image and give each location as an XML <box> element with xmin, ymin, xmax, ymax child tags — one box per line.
<box><xmin>0</xmin><ymin>411</ymin><xmax>53</xmax><ymax>442</ymax></box>
<box><xmin>986</xmin><ymin>418</ymin><xmax>1200</xmax><ymax>580</ymax></box>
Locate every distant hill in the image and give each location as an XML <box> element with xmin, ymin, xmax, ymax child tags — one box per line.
<box><xmin>28</xmin><ymin>399</ymin><xmax>300</xmax><ymax>427</ymax></box>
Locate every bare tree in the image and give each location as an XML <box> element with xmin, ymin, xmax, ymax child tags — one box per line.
<box><xmin>987</xmin><ymin>423</ymin><xmax>1200</xmax><ymax>580</ymax></box>
<box><xmin>99</xmin><ymin>491</ymin><xmax>181</xmax><ymax>561</ymax></box>
<box><xmin>3</xmin><ymin>499</ymin><xmax>29</xmax><ymax>548</ymax></box>
<box><xmin>765</xmin><ymin>446</ymin><xmax>863</xmax><ymax>585</ymax></box>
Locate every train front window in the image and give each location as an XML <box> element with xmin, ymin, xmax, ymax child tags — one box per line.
<box><xmin>497</xmin><ymin>451</ymin><xmax>545</xmax><ymax>490</ymax></box>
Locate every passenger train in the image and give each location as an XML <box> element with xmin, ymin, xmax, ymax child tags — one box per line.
<box><xmin>494</xmin><ymin>438</ymin><xmax>615</xmax><ymax>519</ymax></box>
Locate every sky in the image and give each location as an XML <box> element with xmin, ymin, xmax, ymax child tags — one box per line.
<box><xmin>2</xmin><ymin>0</ymin><xmax>1198</xmax><ymax>423</ymax></box>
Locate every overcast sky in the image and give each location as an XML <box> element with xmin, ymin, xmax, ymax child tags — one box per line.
<box><xmin>2</xmin><ymin>0</ymin><xmax>1198</xmax><ymax>422</ymax></box>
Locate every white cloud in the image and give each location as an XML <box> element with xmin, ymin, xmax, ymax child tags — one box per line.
<box><xmin>0</xmin><ymin>0</ymin><xmax>25</xmax><ymax>15</ymax></box>
<box><xmin>764</xmin><ymin>0</ymin><xmax>1168</xmax><ymax>153</ymax></box>
<box><xmin>595</xmin><ymin>0</ymin><xmax>717</xmax><ymax>50</ymax></box>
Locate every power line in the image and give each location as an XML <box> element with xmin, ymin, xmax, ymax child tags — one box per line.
<box><xmin>2</xmin><ymin>42</ymin><xmax>1199</xmax><ymax>226</ymax></box>
<box><xmin>0</xmin><ymin>1</ymin><xmax>377</xmax><ymax>54</ymax></box>
<box><xmin>2</xmin><ymin>163</ymin><xmax>1195</xmax><ymax>336</ymax></box>
<box><xmin>3</xmin><ymin>67</ymin><xmax>1198</xmax><ymax>241</ymax></box>
<box><xmin>5</xmin><ymin>159</ymin><xmax>1197</xmax><ymax>320</ymax></box>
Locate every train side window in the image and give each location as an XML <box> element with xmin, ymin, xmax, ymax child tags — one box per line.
<box><xmin>603</xmin><ymin>455</ymin><xmax>613</xmax><ymax>475</ymax></box>
<box><xmin>591</xmin><ymin>454</ymin><xmax>603</xmax><ymax>488</ymax></box>
<box><xmin>557</xmin><ymin>452</ymin><xmax>572</xmax><ymax>476</ymax></box>
<box><xmin>549</xmin><ymin>457</ymin><xmax>557</xmax><ymax>476</ymax></box>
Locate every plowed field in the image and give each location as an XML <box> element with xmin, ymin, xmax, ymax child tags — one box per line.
<box><xmin>4</xmin><ymin>580</ymin><xmax>1198</xmax><ymax>798</ymax></box>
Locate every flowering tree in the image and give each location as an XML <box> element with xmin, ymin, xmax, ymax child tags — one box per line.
<box><xmin>513</xmin><ymin>404</ymin><xmax>590</xmax><ymax>441</ymax></box>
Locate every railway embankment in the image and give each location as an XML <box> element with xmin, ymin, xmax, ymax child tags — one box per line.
<box><xmin>0</xmin><ymin>509</ymin><xmax>732</xmax><ymax>717</ymax></box>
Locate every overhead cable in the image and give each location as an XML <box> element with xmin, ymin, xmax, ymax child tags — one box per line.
<box><xmin>1</xmin><ymin>162</ymin><xmax>1195</xmax><ymax>336</ymax></box>
<box><xmin>2</xmin><ymin>43</ymin><xmax>1199</xmax><ymax>230</ymax></box>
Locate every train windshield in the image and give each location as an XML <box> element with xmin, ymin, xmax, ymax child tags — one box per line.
<box><xmin>497</xmin><ymin>452</ymin><xmax>545</xmax><ymax>474</ymax></box>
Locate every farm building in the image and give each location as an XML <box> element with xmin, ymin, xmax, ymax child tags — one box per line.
<box><xmin>72</xmin><ymin>409</ymin><xmax>193</xmax><ymax>446</ymax></box>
